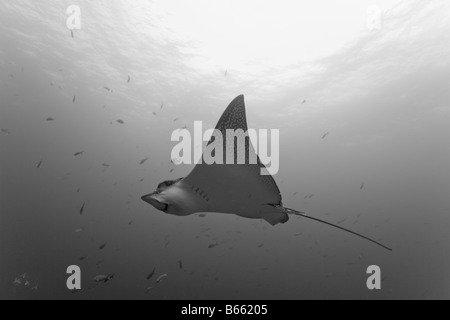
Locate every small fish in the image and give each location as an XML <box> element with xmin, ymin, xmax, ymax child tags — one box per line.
<box><xmin>46</xmin><ymin>117</ymin><xmax>54</xmax><ymax>121</ymax></box>
<box><xmin>76</xmin><ymin>188</ymin><xmax>80</xmax><ymax>193</ymax></box>
<box><xmin>160</xmin><ymin>103</ymin><xmax>164</xmax><ymax>109</ymax></box>
<box><xmin>293</xmin><ymin>192</ymin><xmax>298</xmax><ymax>196</ymax></box>
<box><xmin>257</xmin><ymin>244</ymin><xmax>264</xmax><ymax>248</ymax></box>
<box><xmin>294</xmin><ymin>232</ymin><xmax>302</xmax><ymax>236</ymax></box>
<box><xmin>73</xmin><ymin>95</ymin><xmax>76</xmax><ymax>103</ymax></box>
<box><xmin>93</xmin><ymin>274</ymin><xmax>114</xmax><ymax>283</ymax></box>
<box><xmin>104</xmin><ymin>86</ymin><xmax>111</xmax><ymax>92</ymax></box>
<box><xmin>224</xmin><ymin>69</ymin><xmax>227</xmax><ymax>77</ymax></box>
<box><xmin>116</xmin><ymin>119</ymin><xmax>124</xmax><ymax>124</ymax></box>
<box><xmin>169</xmin><ymin>168</ymin><xmax>174</xmax><ymax>173</ymax></box>
<box><xmin>302</xmin><ymin>99</ymin><xmax>306</xmax><ymax>104</ymax></box>
<box><xmin>13</xmin><ymin>278</ymin><xmax>21</xmax><ymax>286</ymax></box>
<box><xmin>152</xmin><ymin>111</ymin><xmax>157</xmax><ymax>116</ymax></box>
<box><xmin>70</xmin><ymin>30</ymin><xmax>74</xmax><ymax>38</ymax></box>
<box><xmin>360</xmin><ymin>182</ymin><xmax>364</xmax><ymax>190</ymax></box>
<box><xmin>96</xmin><ymin>259</ymin><xmax>104</xmax><ymax>267</ymax></box>
<box><xmin>102</xmin><ymin>163</ymin><xmax>111</xmax><ymax>167</ymax></box>
<box><xmin>80</xmin><ymin>202</ymin><xmax>85</xmax><ymax>215</ymax></box>
<box><xmin>178</xmin><ymin>260</ymin><xmax>183</xmax><ymax>270</ymax></box>
<box><xmin>36</xmin><ymin>159</ymin><xmax>43</xmax><ymax>169</ymax></box>
<box><xmin>73</xmin><ymin>151</ymin><xmax>83</xmax><ymax>156</ymax></box>
<box><xmin>1</xmin><ymin>128</ymin><xmax>11</xmax><ymax>135</ymax></box>
<box><xmin>99</xmin><ymin>242</ymin><xmax>107</xmax><ymax>250</ymax></box>
<box><xmin>32</xmin><ymin>285</ymin><xmax>38</xmax><ymax>290</ymax></box>
<box><xmin>79</xmin><ymin>256</ymin><xmax>87</xmax><ymax>261</ymax></box>
<box><xmin>74</xmin><ymin>228</ymin><xmax>83</xmax><ymax>233</ymax></box>
<box><xmin>145</xmin><ymin>286</ymin><xmax>154</xmax><ymax>293</ymax></box>
<box><xmin>321</xmin><ymin>132</ymin><xmax>329</xmax><ymax>139</ymax></box>
<box><xmin>173</xmin><ymin>118</ymin><xmax>179</xmax><ymax>122</ymax></box>
<box><xmin>9</xmin><ymin>74</ymin><xmax>14</xmax><ymax>79</ymax></box>
<box><xmin>139</xmin><ymin>157</ymin><xmax>148</xmax><ymax>165</ymax></box>
<box><xmin>198</xmin><ymin>213</ymin><xmax>206</xmax><ymax>218</ymax></box>
<box><xmin>128</xmin><ymin>220</ymin><xmax>133</xmax><ymax>225</ymax></box>
<box><xmin>127</xmin><ymin>75</ymin><xmax>131</xmax><ymax>83</ymax></box>
<box><xmin>70</xmin><ymin>288</ymin><xmax>80</xmax><ymax>293</ymax></box>
<box><xmin>146</xmin><ymin>268</ymin><xmax>156</xmax><ymax>280</ymax></box>
<box><xmin>208</xmin><ymin>243</ymin><xmax>218</xmax><ymax>249</ymax></box>
<box><xmin>155</xmin><ymin>273</ymin><xmax>168</xmax><ymax>284</ymax></box>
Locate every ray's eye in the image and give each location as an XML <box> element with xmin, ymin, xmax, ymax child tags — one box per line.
<box><xmin>157</xmin><ymin>181</ymin><xmax>166</xmax><ymax>190</ymax></box>
<box><xmin>157</xmin><ymin>180</ymin><xmax>173</xmax><ymax>190</ymax></box>
<box><xmin>156</xmin><ymin>177</ymin><xmax>183</xmax><ymax>192</ymax></box>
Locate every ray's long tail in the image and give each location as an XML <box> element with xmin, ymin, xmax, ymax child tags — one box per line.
<box><xmin>284</xmin><ymin>207</ymin><xmax>392</xmax><ymax>251</ymax></box>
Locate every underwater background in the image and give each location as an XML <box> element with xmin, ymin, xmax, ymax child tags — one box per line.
<box><xmin>1</xmin><ymin>0</ymin><xmax>449</xmax><ymax>299</ymax></box>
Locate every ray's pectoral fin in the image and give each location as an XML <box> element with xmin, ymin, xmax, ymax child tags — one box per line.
<box><xmin>260</xmin><ymin>204</ymin><xmax>289</xmax><ymax>226</ymax></box>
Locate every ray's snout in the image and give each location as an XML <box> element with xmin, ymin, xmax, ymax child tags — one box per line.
<box><xmin>141</xmin><ymin>192</ymin><xmax>168</xmax><ymax>212</ymax></box>
<box><xmin>141</xmin><ymin>192</ymin><xmax>153</xmax><ymax>203</ymax></box>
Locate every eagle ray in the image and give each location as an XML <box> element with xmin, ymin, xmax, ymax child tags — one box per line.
<box><xmin>141</xmin><ymin>95</ymin><xmax>391</xmax><ymax>251</ymax></box>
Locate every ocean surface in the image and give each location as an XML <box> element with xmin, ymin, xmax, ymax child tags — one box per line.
<box><xmin>1</xmin><ymin>0</ymin><xmax>449</xmax><ymax>299</ymax></box>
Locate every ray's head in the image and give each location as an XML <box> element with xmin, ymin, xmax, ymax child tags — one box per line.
<box><xmin>141</xmin><ymin>177</ymin><xmax>194</xmax><ymax>216</ymax></box>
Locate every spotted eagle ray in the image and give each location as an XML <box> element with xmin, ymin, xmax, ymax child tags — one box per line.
<box><xmin>142</xmin><ymin>95</ymin><xmax>391</xmax><ymax>251</ymax></box>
